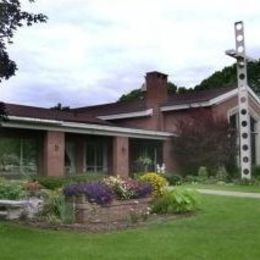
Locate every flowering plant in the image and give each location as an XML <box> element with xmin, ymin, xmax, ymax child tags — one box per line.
<box><xmin>103</xmin><ymin>176</ymin><xmax>151</xmax><ymax>200</ymax></box>
<box><xmin>140</xmin><ymin>172</ymin><xmax>168</xmax><ymax>198</ymax></box>
<box><xmin>64</xmin><ymin>182</ymin><xmax>113</xmax><ymax>205</ymax></box>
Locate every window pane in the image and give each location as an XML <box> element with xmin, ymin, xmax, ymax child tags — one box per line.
<box><xmin>0</xmin><ymin>137</ymin><xmax>37</xmax><ymax>177</ymax></box>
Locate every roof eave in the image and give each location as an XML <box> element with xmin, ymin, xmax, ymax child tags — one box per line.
<box><xmin>160</xmin><ymin>88</ymin><xmax>238</xmax><ymax>112</ymax></box>
<box><xmin>1</xmin><ymin>115</ymin><xmax>176</xmax><ymax>140</ymax></box>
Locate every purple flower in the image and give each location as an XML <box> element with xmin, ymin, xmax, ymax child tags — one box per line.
<box><xmin>64</xmin><ymin>182</ymin><xmax>114</xmax><ymax>205</ymax></box>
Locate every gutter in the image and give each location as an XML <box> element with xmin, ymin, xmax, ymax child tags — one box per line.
<box><xmin>2</xmin><ymin>115</ymin><xmax>176</xmax><ymax>140</ymax></box>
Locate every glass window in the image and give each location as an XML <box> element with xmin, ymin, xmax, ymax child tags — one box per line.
<box><xmin>0</xmin><ymin>137</ymin><xmax>37</xmax><ymax>177</ymax></box>
<box><xmin>131</xmin><ymin>140</ymin><xmax>162</xmax><ymax>173</ymax></box>
<box><xmin>86</xmin><ymin>142</ymin><xmax>107</xmax><ymax>173</ymax></box>
<box><xmin>65</xmin><ymin>142</ymin><xmax>76</xmax><ymax>176</ymax></box>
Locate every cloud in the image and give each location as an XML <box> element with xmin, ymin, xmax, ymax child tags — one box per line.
<box><xmin>1</xmin><ymin>0</ymin><xmax>260</xmax><ymax>107</ymax></box>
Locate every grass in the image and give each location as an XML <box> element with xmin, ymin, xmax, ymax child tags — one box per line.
<box><xmin>1</xmin><ymin>195</ymin><xmax>260</xmax><ymax>259</ymax></box>
<box><xmin>181</xmin><ymin>182</ymin><xmax>260</xmax><ymax>193</ymax></box>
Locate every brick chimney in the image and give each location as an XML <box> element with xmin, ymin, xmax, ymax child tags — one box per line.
<box><xmin>144</xmin><ymin>71</ymin><xmax>168</xmax><ymax>107</ymax></box>
<box><xmin>143</xmin><ymin>71</ymin><xmax>168</xmax><ymax>131</ymax></box>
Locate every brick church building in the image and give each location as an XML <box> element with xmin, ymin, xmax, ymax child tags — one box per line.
<box><xmin>0</xmin><ymin>71</ymin><xmax>260</xmax><ymax>178</ymax></box>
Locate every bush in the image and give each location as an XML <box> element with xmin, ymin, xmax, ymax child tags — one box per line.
<box><xmin>140</xmin><ymin>172</ymin><xmax>168</xmax><ymax>198</ymax></box>
<box><xmin>164</xmin><ymin>174</ymin><xmax>182</xmax><ymax>186</ymax></box>
<box><xmin>64</xmin><ymin>182</ymin><xmax>114</xmax><ymax>205</ymax></box>
<box><xmin>215</xmin><ymin>166</ymin><xmax>228</xmax><ymax>182</ymax></box>
<box><xmin>24</xmin><ymin>180</ymin><xmax>42</xmax><ymax>196</ymax></box>
<box><xmin>35</xmin><ymin>172</ymin><xmax>106</xmax><ymax>190</ymax></box>
<box><xmin>252</xmin><ymin>166</ymin><xmax>260</xmax><ymax>180</ymax></box>
<box><xmin>152</xmin><ymin>187</ymin><xmax>200</xmax><ymax>214</ymax></box>
<box><xmin>198</xmin><ymin>166</ymin><xmax>208</xmax><ymax>181</ymax></box>
<box><xmin>39</xmin><ymin>189</ymin><xmax>74</xmax><ymax>224</ymax></box>
<box><xmin>103</xmin><ymin>176</ymin><xmax>152</xmax><ymax>200</ymax></box>
<box><xmin>0</xmin><ymin>179</ymin><xmax>27</xmax><ymax>200</ymax></box>
<box><xmin>35</xmin><ymin>177</ymin><xmax>65</xmax><ymax>190</ymax></box>
<box><xmin>183</xmin><ymin>175</ymin><xmax>199</xmax><ymax>183</ymax></box>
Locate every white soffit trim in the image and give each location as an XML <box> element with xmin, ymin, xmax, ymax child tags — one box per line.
<box><xmin>208</xmin><ymin>88</ymin><xmax>237</xmax><ymax>105</ymax></box>
<box><xmin>7</xmin><ymin>116</ymin><xmax>62</xmax><ymax>125</ymax></box>
<box><xmin>2</xmin><ymin>115</ymin><xmax>175</xmax><ymax>140</ymax></box>
<box><xmin>160</xmin><ymin>102</ymin><xmax>210</xmax><ymax>112</ymax></box>
<box><xmin>227</xmin><ymin>105</ymin><xmax>260</xmax><ymax>121</ymax></box>
<box><xmin>161</xmin><ymin>88</ymin><xmax>260</xmax><ymax>112</ymax></box>
<box><xmin>247</xmin><ymin>87</ymin><xmax>260</xmax><ymax>106</ymax></box>
<box><xmin>160</xmin><ymin>89</ymin><xmax>238</xmax><ymax>112</ymax></box>
<box><xmin>97</xmin><ymin>108</ymin><xmax>153</xmax><ymax>120</ymax></box>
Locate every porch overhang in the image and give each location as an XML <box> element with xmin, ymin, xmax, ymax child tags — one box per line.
<box><xmin>1</xmin><ymin>116</ymin><xmax>176</xmax><ymax>140</ymax></box>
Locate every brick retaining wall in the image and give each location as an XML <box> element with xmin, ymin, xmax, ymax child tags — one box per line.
<box><xmin>66</xmin><ymin>196</ymin><xmax>152</xmax><ymax>224</ymax></box>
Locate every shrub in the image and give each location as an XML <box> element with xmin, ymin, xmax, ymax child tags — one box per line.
<box><xmin>164</xmin><ymin>174</ymin><xmax>182</xmax><ymax>186</ymax></box>
<box><xmin>140</xmin><ymin>172</ymin><xmax>168</xmax><ymax>198</ymax></box>
<box><xmin>252</xmin><ymin>166</ymin><xmax>260</xmax><ymax>180</ymax></box>
<box><xmin>24</xmin><ymin>180</ymin><xmax>42</xmax><ymax>195</ymax></box>
<box><xmin>215</xmin><ymin>166</ymin><xmax>228</xmax><ymax>182</ymax></box>
<box><xmin>64</xmin><ymin>182</ymin><xmax>114</xmax><ymax>205</ymax></box>
<box><xmin>152</xmin><ymin>187</ymin><xmax>200</xmax><ymax>214</ymax></box>
<box><xmin>35</xmin><ymin>177</ymin><xmax>66</xmax><ymax>190</ymax></box>
<box><xmin>103</xmin><ymin>176</ymin><xmax>152</xmax><ymax>200</ymax></box>
<box><xmin>0</xmin><ymin>179</ymin><xmax>27</xmax><ymax>200</ymax></box>
<box><xmin>36</xmin><ymin>172</ymin><xmax>106</xmax><ymax>190</ymax></box>
<box><xmin>38</xmin><ymin>189</ymin><xmax>73</xmax><ymax>224</ymax></box>
<box><xmin>235</xmin><ymin>178</ymin><xmax>260</xmax><ymax>186</ymax></box>
<box><xmin>183</xmin><ymin>175</ymin><xmax>199</xmax><ymax>183</ymax></box>
<box><xmin>198</xmin><ymin>166</ymin><xmax>208</xmax><ymax>181</ymax></box>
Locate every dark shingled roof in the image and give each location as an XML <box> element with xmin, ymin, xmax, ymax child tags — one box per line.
<box><xmin>3</xmin><ymin>87</ymin><xmax>237</xmax><ymax>123</ymax></box>
<box><xmin>163</xmin><ymin>87</ymin><xmax>236</xmax><ymax>106</ymax></box>
<box><xmin>73</xmin><ymin>99</ymin><xmax>147</xmax><ymax>116</ymax></box>
<box><xmin>4</xmin><ymin>103</ymin><xmax>112</xmax><ymax>125</ymax></box>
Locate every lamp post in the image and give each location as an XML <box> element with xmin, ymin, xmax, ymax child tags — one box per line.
<box><xmin>225</xmin><ymin>21</ymin><xmax>252</xmax><ymax>179</ymax></box>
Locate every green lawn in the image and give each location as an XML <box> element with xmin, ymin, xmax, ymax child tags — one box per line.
<box><xmin>180</xmin><ymin>183</ymin><xmax>260</xmax><ymax>193</ymax></box>
<box><xmin>1</xmin><ymin>195</ymin><xmax>260</xmax><ymax>260</ymax></box>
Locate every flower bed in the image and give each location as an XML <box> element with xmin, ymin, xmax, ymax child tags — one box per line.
<box><xmin>64</xmin><ymin>177</ymin><xmax>152</xmax><ymax>224</ymax></box>
<box><xmin>66</xmin><ymin>195</ymin><xmax>151</xmax><ymax>224</ymax></box>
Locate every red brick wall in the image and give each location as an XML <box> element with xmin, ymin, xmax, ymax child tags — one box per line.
<box><xmin>113</xmin><ymin>136</ymin><xmax>129</xmax><ymax>177</ymax></box>
<box><xmin>43</xmin><ymin>131</ymin><xmax>65</xmax><ymax>177</ymax></box>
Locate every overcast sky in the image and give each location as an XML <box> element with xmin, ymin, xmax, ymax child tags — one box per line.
<box><xmin>1</xmin><ymin>0</ymin><xmax>260</xmax><ymax>108</ymax></box>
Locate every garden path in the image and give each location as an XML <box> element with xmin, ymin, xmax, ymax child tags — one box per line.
<box><xmin>198</xmin><ymin>189</ymin><xmax>260</xmax><ymax>199</ymax></box>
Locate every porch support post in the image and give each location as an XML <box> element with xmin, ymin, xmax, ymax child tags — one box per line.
<box><xmin>113</xmin><ymin>136</ymin><xmax>129</xmax><ymax>177</ymax></box>
<box><xmin>43</xmin><ymin>131</ymin><xmax>65</xmax><ymax>177</ymax></box>
<box><xmin>163</xmin><ymin>138</ymin><xmax>176</xmax><ymax>173</ymax></box>
<box><xmin>75</xmin><ymin>137</ymin><xmax>85</xmax><ymax>174</ymax></box>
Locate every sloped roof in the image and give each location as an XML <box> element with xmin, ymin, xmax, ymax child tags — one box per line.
<box><xmin>3</xmin><ymin>87</ymin><xmax>238</xmax><ymax>123</ymax></box>
<box><xmin>73</xmin><ymin>99</ymin><xmax>147</xmax><ymax>116</ymax></box>
<box><xmin>4</xmin><ymin>103</ymin><xmax>112</xmax><ymax>125</ymax></box>
<box><xmin>163</xmin><ymin>87</ymin><xmax>236</xmax><ymax>106</ymax></box>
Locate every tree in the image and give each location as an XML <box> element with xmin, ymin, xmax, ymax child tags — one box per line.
<box><xmin>50</xmin><ymin>103</ymin><xmax>70</xmax><ymax>111</ymax></box>
<box><xmin>195</xmin><ymin>60</ymin><xmax>260</xmax><ymax>95</ymax></box>
<box><xmin>0</xmin><ymin>0</ymin><xmax>47</xmax><ymax>82</ymax></box>
<box><xmin>173</xmin><ymin>109</ymin><xmax>237</xmax><ymax>176</ymax></box>
<box><xmin>118</xmin><ymin>82</ymin><xmax>179</xmax><ymax>102</ymax></box>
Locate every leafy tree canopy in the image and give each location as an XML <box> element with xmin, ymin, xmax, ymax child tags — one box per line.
<box><xmin>50</xmin><ymin>103</ymin><xmax>70</xmax><ymax>111</ymax></box>
<box><xmin>118</xmin><ymin>82</ymin><xmax>179</xmax><ymax>102</ymax></box>
<box><xmin>195</xmin><ymin>60</ymin><xmax>260</xmax><ymax>95</ymax></box>
<box><xmin>119</xmin><ymin>60</ymin><xmax>260</xmax><ymax>102</ymax></box>
<box><xmin>0</xmin><ymin>0</ymin><xmax>47</xmax><ymax>82</ymax></box>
